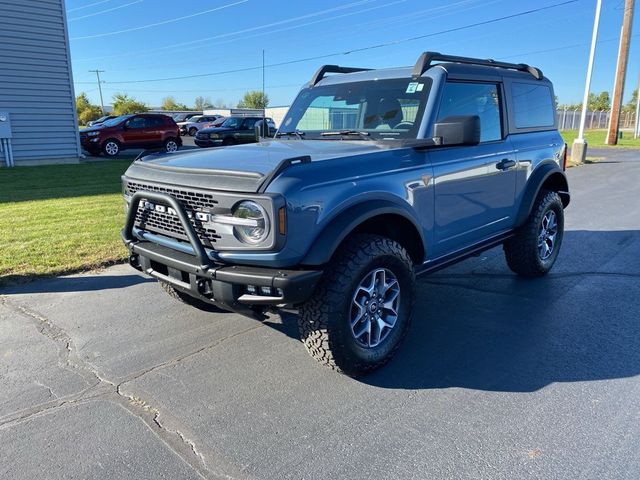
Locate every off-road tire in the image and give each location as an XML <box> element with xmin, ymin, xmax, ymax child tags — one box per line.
<box><xmin>504</xmin><ymin>190</ymin><xmax>564</xmax><ymax>277</ymax></box>
<box><xmin>298</xmin><ymin>234</ymin><xmax>415</xmax><ymax>376</ymax></box>
<box><xmin>159</xmin><ymin>281</ymin><xmax>222</xmax><ymax>312</ymax></box>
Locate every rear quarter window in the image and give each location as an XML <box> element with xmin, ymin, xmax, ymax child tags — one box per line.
<box><xmin>512</xmin><ymin>83</ymin><xmax>555</xmax><ymax>129</ymax></box>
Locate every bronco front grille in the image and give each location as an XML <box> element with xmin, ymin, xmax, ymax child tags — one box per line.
<box><xmin>125</xmin><ymin>181</ymin><xmax>220</xmax><ymax>246</ymax></box>
<box><xmin>125</xmin><ymin>181</ymin><xmax>218</xmax><ymax>211</ymax></box>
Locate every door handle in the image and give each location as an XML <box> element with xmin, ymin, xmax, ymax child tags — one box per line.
<box><xmin>496</xmin><ymin>158</ymin><xmax>516</xmax><ymax>170</ymax></box>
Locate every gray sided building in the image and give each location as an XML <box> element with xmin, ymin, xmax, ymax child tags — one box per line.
<box><xmin>0</xmin><ymin>0</ymin><xmax>81</xmax><ymax>166</ymax></box>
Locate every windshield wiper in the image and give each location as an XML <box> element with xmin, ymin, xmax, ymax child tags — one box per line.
<box><xmin>320</xmin><ymin>130</ymin><xmax>371</xmax><ymax>141</ymax></box>
<box><xmin>275</xmin><ymin>130</ymin><xmax>305</xmax><ymax>139</ymax></box>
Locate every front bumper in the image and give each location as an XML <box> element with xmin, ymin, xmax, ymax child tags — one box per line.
<box><xmin>194</xmin><ymin>138</ymin><xmax>223</xmax><ymax>147</ymax></box>
<box><xmin>122</xmin><ymin>190</ymin><xmax>321</xmax><ymax>312</ymax></box>
<box><xmin>80</xmin><ymin>136</ymin><xmax>101</xmax><ymax>150</ymax></box>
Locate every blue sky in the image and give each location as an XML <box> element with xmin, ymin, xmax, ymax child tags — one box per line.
<box><xmin>66</xmin><ymin>0</ymin><xmax>640</xmax><ymax>109</ymax></box>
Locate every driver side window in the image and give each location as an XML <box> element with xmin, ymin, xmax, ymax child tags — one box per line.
<box><xmin>126</xmin><ymin>116</ymin><xmax>147</xmax><ymax>129</ymax></box>
<box><xmin>437</xmin><ymin>82</ymin><xmax>502</xmax><ymax>142</ymax></box>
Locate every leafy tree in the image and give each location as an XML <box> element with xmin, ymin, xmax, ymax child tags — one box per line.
<box><xmin>160</xmin><ymin>96</ymin><xmax>188</xmax><ymax>111</ymax></box>
<box><xmin>237</xmin><ymin>90</ymin><xmax>269</xmax><ymax>109</ymax></box>
<box><xmin>75</xmin><ymin>92</ymin><xmax>102</xmax><ymax>125</ymax></box>
<box><xmin>112</xmin><ymin>93</ymin><xmax>148</xmax><ymax>115</ymax></box>
<box><xmin>623</xmin><ymin>88</ymin><xmax>638</xmax><ymax>112</ymax></box>
<box><xmin>588</xmin><ymin>91</ymin><xmax>610</xmax><ymax>111</ymax></box>
<box><xmin>193</xmin><ymin>96</ymin><xmax>213</xmax><ymax>110</ymax></box>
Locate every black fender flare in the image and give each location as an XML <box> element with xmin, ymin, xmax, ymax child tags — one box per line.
<box><xmin>301</xmin><ymin>200</ymin><xmax>425</xmax><ymax>266</ymax></box>
<box><xmin>514</xmin><ymin>163</ymin><xmax>570</xmax><ymax>227</ymax></box>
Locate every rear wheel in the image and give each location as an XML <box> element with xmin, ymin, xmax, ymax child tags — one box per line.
<box><xmin>164</xmin><ymin>138</ymin><xmax>179</xmax><ymax>153</ymax></box>
<box><xmin>504</xmin><ymin>190</ymin><xmax>564</xmax><ymax>277</ymax></box>
<box><xmin>159</xmin><ymin>281</ymin><xmax>222</xmax><ymax>312</ymax></box>
<box><xmin>102</xmin><ymin>139</ymin><xmax>120</xmax><ymax>157</ymax></box>
<box><xmin>298</xmin><ymin>234</ymin><xmax>415</xmax><ymax>376</ymax></box>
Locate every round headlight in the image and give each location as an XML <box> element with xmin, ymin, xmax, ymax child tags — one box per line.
<box><xmin>232</xmin><ymin>201</ymin><xmax>270</xmax><ymax>244</ymax></box>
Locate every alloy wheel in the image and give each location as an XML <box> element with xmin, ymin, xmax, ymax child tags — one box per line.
<box><xmin>538</xmin><ymin>210</ymin><xmax>558</xmax><ymax>260</ymax></box>
<box><xmin>165</xmin><ymin>140</ymin><xmax>178</xmax><ymax>153</ymax></box>
<box><xmin>105</xmin><ymin>141</ymin><xmax>118</xmax><ymax>156</ymax></box>
<box><xmin>349</xmin><ymin>268</ymin><xmax>401</xmax><ymax>348</ymax></box>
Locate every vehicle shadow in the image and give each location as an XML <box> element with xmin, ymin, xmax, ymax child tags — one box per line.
<box><xmin>362</xmin><ymin>229</ymin><xmax>640</xmax><ymax>392</ymax></box>
<box><xmin>0</xmin><ymin>273</ymin><xmax>154</xmax><ymax>295</ymax></box>
<box><xmin>269</xmin><ymin>230</ymin><xmax>640</xmax><ymax>393</ymax></box>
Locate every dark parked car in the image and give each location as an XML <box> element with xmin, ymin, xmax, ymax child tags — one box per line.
<box><xmin>122</xmin><ymin>52</ymin><xmax>569</xmax><ymax>375</ymax></box>
<box><xmin>201</xmin><ymin>116</ymin><xmax>227</xmax><ymax>128</ymax></box>
<box><xmin>194</xmin><ymin>116</ymin><xmax>276</xmax><ymax>147</ymax></box>
<box><xmin>80</xmin><ymin>114</ymin><xmax>182</xmax><ymax>157</ymax></box>
<box><xmin>87</xmin><ymin>115</ymin><xmax>116</xmax><ymax>127</ymax></box>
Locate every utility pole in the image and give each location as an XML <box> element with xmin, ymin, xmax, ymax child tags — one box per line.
<box><xmin>262</xmin><ymin>49</ymin><xmax>266</xmax><ymax>137</ymax></box>
<box><xmin>89</xmin><ymin>69</ymin><xmax>106</xmax><ymax>115</ymax></box>
<box><xmin>572</xmin><ymin>0</ymin><xmax>602</xmax><ymax>164</ymax></box>
<box><xmin>634</xmin><ymin>74</ymin><xmax>640</xmax><ymax>138</ymax></box>
<box><xmin>606</xmin><ymin>0</ymin><xmax>635</xmax><ymax>145</ymax></box>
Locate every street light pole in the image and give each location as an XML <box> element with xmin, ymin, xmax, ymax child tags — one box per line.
<box><xmin>89</xmin><ymin>69</ymin><xmax>106</xmax><ymax>115</ymax></box>
<box><xmin>572</xmin><ymin>0</ymin><xmax>602</xmax><ymax>164</ymax></box>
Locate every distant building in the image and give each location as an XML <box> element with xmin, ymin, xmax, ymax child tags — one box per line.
<box><xmin>202</xmin><ymin>107</ymin><xmax>290</xmax><ymax>128</ymax></box>
<box><xmin>0</xmin><ymin>0</ymin><xmax>81</xmax><ymax>166</ymax></box>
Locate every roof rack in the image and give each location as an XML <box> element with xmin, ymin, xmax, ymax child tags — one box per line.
<box><xmin>310</xmin><ymin>65</ymin><xmax>372</xmax><ymax>86</ymax></box>
<box><xmin>411</xmin><ymin>51</ymin><xmax>543</xmax><ymax>80</ymax></box>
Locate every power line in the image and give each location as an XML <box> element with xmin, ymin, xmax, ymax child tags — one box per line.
<box><xmin>71</xmin><ymin>0</ymin><xmax>382</xmax><ymax>62</ymax></box>
<box><xmin>101</xmin><ymin>0</ymin><xmax>579</xmax><ymax>85</ymax></box>
<box><xmin>68</xmin><ymin>0</ymin><xmax>142</xmax><ymax>22</ymax></box>
<box><xmin>70</xmin><ymin>0</ymin><xmax>249</xmax><ymax>40</ymax></box>
<box><xmin>67</xmin><ymin>0</ymin><xmax>114</xmax><ymax>12</ymax></box>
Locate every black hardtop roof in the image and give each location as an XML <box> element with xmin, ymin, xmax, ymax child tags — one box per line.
<box><xmin>310</xmin><ymin>51</ymin><xmax>547</xmax><ymax>86</ymax></box>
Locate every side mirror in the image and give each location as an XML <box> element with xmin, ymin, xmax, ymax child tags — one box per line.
<box><xmin>433</xmin><ymin>115</ymin><xmax>480</xmax><ymax>146</ymax></box>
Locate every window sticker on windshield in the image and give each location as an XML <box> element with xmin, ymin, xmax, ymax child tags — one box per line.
<box><xmin>416</xmin><ymin>83</ymin><xmax>424</xmax><ymax>92</ymax></box>
<box><xmin>406</xmin><ymin>82</ymin><xmax>419</xmax><ymax>93</ymax></box>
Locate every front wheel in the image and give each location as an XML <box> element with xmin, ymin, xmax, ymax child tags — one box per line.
<box><xmin>102</xmin><ymin>139</ymin><xmax>120</xmax><ymax>157</ymax></box>
<box><xmin>298</xmin><ymin>234</ymin><xmax>415</xmax><ymax>376</ymax></box>
<box><xmin>504</xmin><ymin>190</ymin><xmax>564</xmax><ymax>277</ymax></box>
<box><xmin>188</xmin><ymin>127</ymin><xmax>197</xmax><ymax>136</ymax></box>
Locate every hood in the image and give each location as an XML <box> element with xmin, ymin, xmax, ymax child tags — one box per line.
<box><xmin>123</xmin><ymin>139</ymin><xmax>386</xmax><ymax>193</ymax></box>
<box><xmin>198</xmin><ymin>126</ymin><xmax>233</xmax><ymax>134</ymax></box>
<box><xmin>80</xmin><ymin>125</ymin><xmax>107</xmax><ymax>133</ymax></box>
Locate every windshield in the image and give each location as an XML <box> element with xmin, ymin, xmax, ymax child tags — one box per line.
<box><xmin>281</xmin><ymin>78</ymin><xmax>431</xmax><ymax>140</ymax></box>
<box><xmin>100</xmin><ymin>115</ymin><xmax>131</xmax><ymax>127</ymax></box>
<box><xmin>221</xmin><ymin>117</ymin><xmax>243</xmax><ymax>128</ymax></box>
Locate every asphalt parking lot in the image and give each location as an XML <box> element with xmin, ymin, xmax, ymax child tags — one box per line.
<box><xmin>1</xmin><ymin>149</ymin><xmax>639</xmax><ymax>480</ymax></box>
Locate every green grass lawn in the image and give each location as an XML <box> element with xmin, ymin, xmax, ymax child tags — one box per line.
<box><xmin>561</xmin><ymin>129</ymin><xmax>640</xmax><ymax>148</ymax></box>
<box><xmin>0</xmin><ymin>161</ymin><xmax>132</xmax><ymax>284</ymax></box>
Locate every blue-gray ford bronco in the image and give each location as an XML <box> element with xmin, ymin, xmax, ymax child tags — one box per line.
<box><xmin>122</xmin><ymin>52</ymin><xmax>570</xmax><ymax>376</ymax></box>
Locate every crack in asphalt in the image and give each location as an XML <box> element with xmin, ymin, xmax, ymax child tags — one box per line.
<box><xmin>0</xmin><ymin>295</ymin><xmax>255</xmax><ymax>480</ymax></box>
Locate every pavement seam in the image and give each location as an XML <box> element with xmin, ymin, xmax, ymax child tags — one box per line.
<box><xmin>0</xmin><ymin>295</ymin><xmax>249</xmax><ymax>480</ymax></box>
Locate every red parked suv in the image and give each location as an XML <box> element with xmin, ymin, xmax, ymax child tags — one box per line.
<box><xmin>80</xmin><ymin>114</ymin><xmax>182</xmax><ymax>157</ymax></box>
